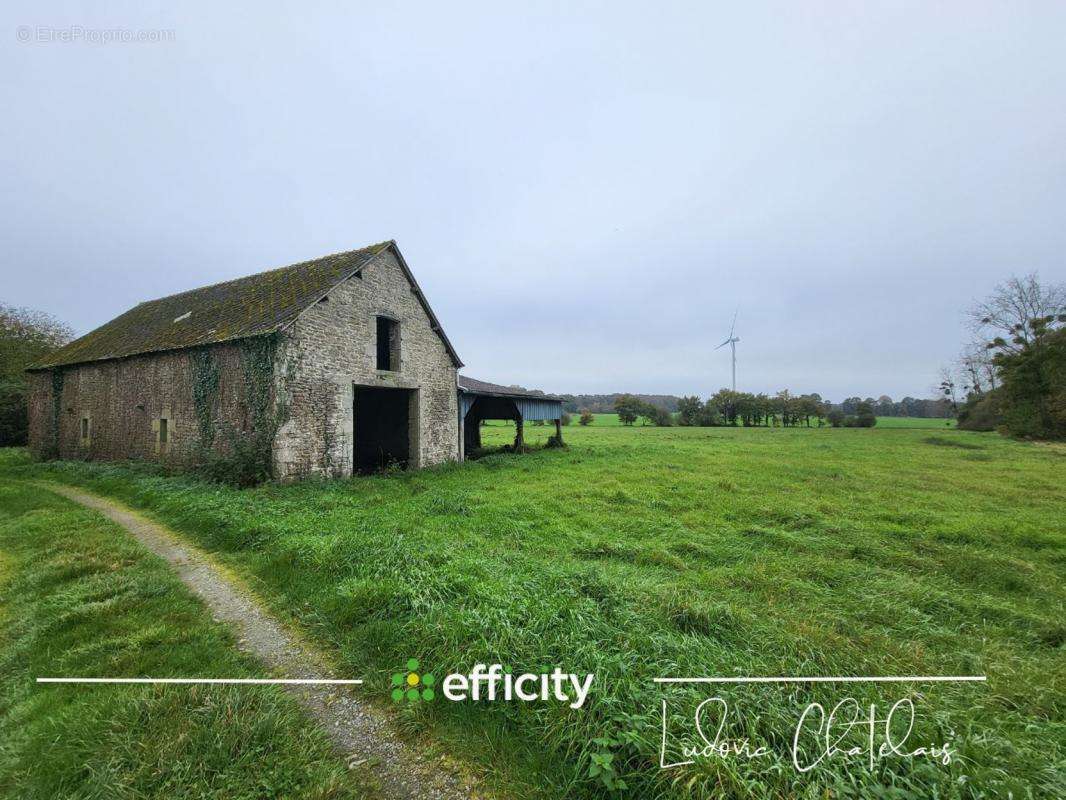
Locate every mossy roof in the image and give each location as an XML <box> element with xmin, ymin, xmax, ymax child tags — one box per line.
<box><xmin>29</xmin><ymin>241</ymin><xmax>463</xmax><ymax>370</ymax></box>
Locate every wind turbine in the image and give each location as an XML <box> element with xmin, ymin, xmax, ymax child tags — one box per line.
<box><xmin>715</xmin><ymin>310</ymin><xmax>740</xmax><ymax>392</ymax></box>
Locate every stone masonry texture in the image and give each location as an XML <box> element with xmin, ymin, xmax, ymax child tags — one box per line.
<box><xmin>27</xmin><ymin>248</ymin><xmax>460</xmax><ymax>478</ymax></box>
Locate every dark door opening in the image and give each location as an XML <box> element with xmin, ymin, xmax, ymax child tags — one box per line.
<box><xmin>353</xmin><ymin>386</ymin><xmax>414</xmax><ymax>473</ymax></box>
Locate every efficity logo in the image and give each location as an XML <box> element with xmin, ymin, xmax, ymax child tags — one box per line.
<box><xmin>392</xmin><ymin>658</ymin><xmax>436</xmax><ymax>702</ymax></box>
<box><xmin>392</xmin><ymin>660</ymin><xmax>594</xmax><ymax>709</ymax></box>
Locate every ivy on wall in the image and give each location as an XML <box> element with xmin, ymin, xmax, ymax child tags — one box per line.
<box><xmin>240</xmin><ymin>335</ymin><xmax>279</xmax><ymax>440</ymax></box>
<box><xmin>196</xmin><ymin>335</ymin><xmax>288</xmax><ymax>487</ymax></box>
<box><xmin>46</xmin><ymin>368</ymin><xmax>64</xmax><ymax>459</ymax></box>
<box><xmin>191</xmin><ymin>348</ymin><xmax>220</xmax><ymax>447</ymax></box>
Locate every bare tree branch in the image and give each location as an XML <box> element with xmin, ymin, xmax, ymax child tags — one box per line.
<box><xmin>967</xmin><ymin>273</ymin><xmax>1066</xmax><ymax>353</ymax></box>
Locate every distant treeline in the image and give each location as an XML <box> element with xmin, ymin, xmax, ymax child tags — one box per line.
<box><xmin>605</xmin><ymin>390</ymin><xmax>878</xmax><ymax>428</ymax></box>
<box><xmin>832</xmin><ymin>396</ymin><xmax>953</xmax><ymax>418</ymax></box>
<box><xmin>560</xmin><ymin>393</ymin><xmax>680</xmax><ymax>414</ymax></box>
<box><xmin>561</xmin><ymin>392</ymin><xmax>951</xmax><ymax>418</ymax></box>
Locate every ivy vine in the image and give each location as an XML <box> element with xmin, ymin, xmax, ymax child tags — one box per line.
<box><xmin>191</xmin><ymin>348</ymin><xmax>221</xmax><ymax>446</ymax></box>
<box><xmin>240</xmin><ymin>335</ymin><xmax>279</xmax><ymax>439</ymax></box>
<box><xmin>47</xmin><ymin>368</ymin><xmax>64</xmax><ymax>458</ymax></box>
<box><xmin>197</xmin><ymin>334</ymin><xmax>288</xmax><ymax>487</ymax></box>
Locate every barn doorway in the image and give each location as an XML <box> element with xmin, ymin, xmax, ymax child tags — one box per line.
<box><xmin>353</xmin><ymin>386</ymin><xmax>417</xmax><ymax>473</ymax></box>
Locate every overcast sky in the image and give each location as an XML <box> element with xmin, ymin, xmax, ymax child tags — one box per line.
<box><xmin>3</xmin><ymin>2</ymin><xmax>1064</xmax><ymax>400</ymax></box>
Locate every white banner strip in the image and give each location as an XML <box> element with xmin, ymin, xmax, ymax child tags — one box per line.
<box><xmin>654</xmin><ymin>675</ymin><xmax>986</xmax><ymax>684</ymax></box>
<box><xmin>37</xmin><ymin>677</ymin><xmax>362</xmax><ymax>685</ymax></box>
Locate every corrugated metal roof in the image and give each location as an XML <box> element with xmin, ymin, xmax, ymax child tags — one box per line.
<box><xmin>458</xmin><ymin>375</ymin><xmax>561</xmax><ymax>401</ymax></box>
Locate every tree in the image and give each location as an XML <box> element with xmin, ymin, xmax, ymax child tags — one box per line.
<box><xmin>614</xmin><ymin>395</ymin><xmax>640</xmax><ymax>425</ymax></box>
<box><xmin>697</xmin><ymin>401</ymin><xmax>723</xmax><ymax>426</ymax></box>
<box><xmin>969</xmin><ymin>273</ymin><xmax>1066</xmax><ymax>354</ymax></box>
<box><xmin>629</xmin><ymin>399</ymin><xmax>672</xmax><ymax>426</ymax></box>
<box><xmin>958</xmin><ymin>342</ymin><xmax>996</xmax><ymax>398</ymax></box>
<box><xmin>813</xmin><ymin>399</ymin><xmax>829</xmax><ymax>427</ymax></box>
<box><xmin>776</xmin><ymin>389</ymin><xmax>793</xmax><ymax>426</ymax></box>
<box><xmin>647</xmin><ymin>405</ymin><xmax>673</xmax><ymax>426</ymax></box>
<box><xmin>827</xmin><ymin>409</ymin><xmax>845</xmax><ymax>427</ymax></box>
<box><xmin>795</xmin><ymin>395</ymin><xmax>822</xmax><ymax>427</ymax></box>
<box><xmin>676</xmin><ymin>395</ymin><xmax>702</xmax><ymax>426</ymax></box>
<box><xmin>0</xmin><ymin>304</ymin><xmax>73</xmax><ymax>446</ymax></box>
<box><xmin>988</xmin><ymin>316</ymin><xmax>1065</xmax><ymax>439</ymax></box>
<box><xmin>952</xmin><ymin>272</ymin><xmax>1065</xmax><ymax>438</ymax></box>
<box><xmin>855</xmin><ymin>401</ymin><xmax>877</xmax><ymax>428</ymax></box>
<box><xmin>938</xmin><ymin>367</ymin><xmax>960</xmax><ymax>415</ymax></box>
<box><xmin>840</xmin><ymin>397</ymin><xmax>861</xmax><ymax>415</ymax></box>
<box><xmin>579</xmin><ymin>408</ymin><xmax>593</xmax><ymax>426</ymax></box>
<box><xmin>710</xmin><ymin>389</ymin><xmax>742</xmax><ymax>426</ymax></box>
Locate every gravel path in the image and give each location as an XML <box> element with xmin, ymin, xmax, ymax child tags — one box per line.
<box><xmin>42</xmin><ymin>483</ymin><xmax>485</xmax><ymax>800</ymax></box>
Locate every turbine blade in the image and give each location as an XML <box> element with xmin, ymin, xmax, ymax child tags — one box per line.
<box><xmin>729</xmin><ymin>309</ymin><xmax>738</xmax><ymax>339</ymax></box>
<box><xmin>715</xmin><ymin>338</ymin><xmax>731</xmax><ymax>349</ymax></box>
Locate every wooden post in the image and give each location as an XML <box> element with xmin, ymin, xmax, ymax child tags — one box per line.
<box><xmin>513</xmin><ymin>416</ymin><xmax>524</xmax><ymax>450</ymax></box>
<box><xmin>555</xmin><ymin>417</ymin><xmax>562</xmax><ymax>442</ymax></box>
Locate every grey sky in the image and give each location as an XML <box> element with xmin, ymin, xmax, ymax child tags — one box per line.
<box><xmin>3</xmin><ymin>2</ymin><xmax>1064</xmax><ymax>401</ymax></box>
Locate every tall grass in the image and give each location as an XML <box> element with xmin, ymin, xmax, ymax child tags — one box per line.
<box><xmin>0</xmin><ymin>479</ymin><xmax>368</xmax><ymax>800</ymax></box>
<box><xmin>2</xmin><ymin>424</ymin><xmax>1062</xmax><ymax>799</ymax></box>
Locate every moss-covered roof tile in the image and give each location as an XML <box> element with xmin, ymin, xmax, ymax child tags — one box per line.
<box><xmin>30</xmin><ymin>242</ymin><xmax>397</xmax><ymax>370</ymax></box>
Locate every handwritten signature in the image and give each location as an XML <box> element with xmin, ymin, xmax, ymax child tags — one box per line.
<box><xmin>660</xmin><ymin>696</ymin><xmax>954</xmax><ymax>773</ymax></box>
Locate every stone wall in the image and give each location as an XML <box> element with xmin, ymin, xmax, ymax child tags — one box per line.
<box><xmin>26</xmin><ymin>341</ymin><xmax>259</xmax><ymax>465</ymax></box>
<box><xmin>273</xmin><ymin>248</ymin><xmax>459</xmax><ymax>478</ymax></box>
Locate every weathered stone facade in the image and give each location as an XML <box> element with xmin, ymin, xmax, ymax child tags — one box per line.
<box><xmin>27</xmin><ymin>243</ymin><xmax>461</xmax><ymax>478</ymax></box>
<box><xmin>26</xmin><ymin>342</ymin><xmax>258</xmax><ymax>465</ymax></box>
<box><xmin>272</xmin><ymin>248</ymin><xmax>459</xmax><ymax>478</ymax></box>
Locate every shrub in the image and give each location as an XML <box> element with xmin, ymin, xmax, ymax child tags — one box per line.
<box><xmin>827</xmin><ymin>409</ymin><xmax>845</xmax><ymax>427</ymax></box>
<box><xmin>198</xmin><ymin>425</ymin><xmax>274</xmax><ymax>488</ymax></box>
<box><xmin>579</xmin><ymin>409</ymin><xmax>594</xmax><ymax>426</ymax></box>
<box><xmin>855</xmin><ymin>401</ymin><xmax>877</xmax><ymax>427</ymax></box>
<box><xmin>647</xmin><ymin>406</ymin><xmax>673</xmax><ymax>426</ymax></box>
<box><xmin>958</xmin><ymin>394</ymin><xmax>1000</xmax><ymax>431</ymax></box>
<box><xmin>561</xmin><ymin>412</ymin><xmax>572</xmax><ymax>426</ymax></box>
<box><xmin>991</xmin><ymin>324</ymin><xmax>1065</xmax><ymax>440</ymax></box>
<box><xmin>697</xmin><ymin>403</ymin><xmax>723</xmax><ymax>426</ymax></box>
<box><xmin>0</xmin><ymin>380</ymin><xmax>27</xmax><ymax>446</ymax></box>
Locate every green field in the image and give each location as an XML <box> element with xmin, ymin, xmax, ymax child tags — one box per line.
<box><xmin>570</xmin><ymin>412</ymin><xmax>627</xmax><ymax>426</ymax></box>
<box><xmin>873</xmin><ymin>416</ymin><xmax>957</xmax><ymax>429</ymax></box>
<box><xmin>557</xmin><ymin>414</ymin><xmax>956</xmax><ymax>429</ymax></box>
<box><xmin>0</xmin><ymin>424</ymin><xmax>1062</xmax><ymax>799</ymax></box>
<box><xmin>0</xmin><ymin>481</ymin><xmax>368</xmax><ymax>799</ymax></box>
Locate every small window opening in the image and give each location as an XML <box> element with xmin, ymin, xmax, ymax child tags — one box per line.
<box><xmin>376</xmin><ymin>316</ymin><xmax>399</xmax><ymax>371</ymax></box>
<box><xmin>159</xmin><ymin>418</ymin><xmax>168</xmax><ymax>444</ymax></box>
<box><xmin>80</xmin><ymin>417</ymin><xmax>89</xmax><ymax>439</ymax></box>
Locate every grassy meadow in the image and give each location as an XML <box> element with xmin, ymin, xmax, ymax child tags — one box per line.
<box><xmin>0</xmin><ymin>423</ymin><xmax>1062</xmax><ymax>799</ymax></box>
<box><xmin>0</xmin><ymin>482</ymin><xmax>369</xmax><ymax>799</ymax></box>
<box><xmin>873</xmin><ymin>416</ymin><xmax>957</xmax><ymax>429</ymax></box>
<box><xmin>555</xmin><ymin>413</ymin><xmax>956</xmax><ymax>429</ymax></box>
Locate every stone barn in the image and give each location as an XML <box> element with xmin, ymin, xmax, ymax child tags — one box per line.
<box><xmin>26</xmin><ymin>240</ymin><xmax>561</xmax><ymax>479</ymax></box>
